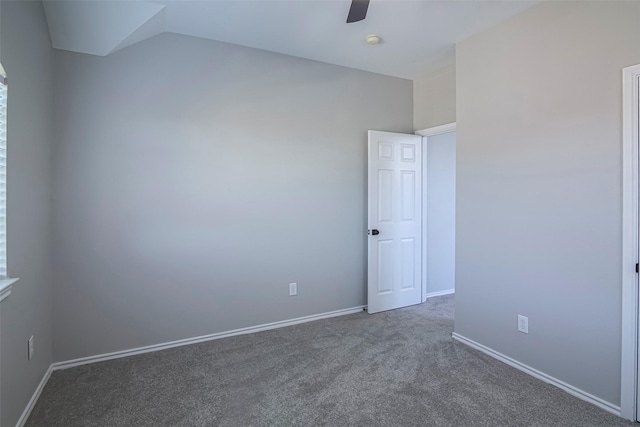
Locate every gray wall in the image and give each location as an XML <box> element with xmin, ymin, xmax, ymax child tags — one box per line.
<box><xmin>413</xmin><ymin>64</ymin><xmax>456</xmax><ymax>131</ymax></box>
<box><xmin>426</xmin><ymin>131</ymin><xmax>455</xmax><ymax>295</ymax></box>
<box><xmin>455</xmin><ymin>1</ymin><xmax>640</xmax><ymax>406</ymax></box>
<box><xmin>0</xmin><ymin>1</ymin><xmax>54</xmax><ymax>426</ymax></box>
<box><xmin>52</xmin><ymin>33</ymin><xmax>413</xmax><ymax>362</ymax></box>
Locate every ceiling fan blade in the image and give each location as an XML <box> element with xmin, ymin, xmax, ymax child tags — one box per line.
<box><xmin>346</xmin><ymin>0</ymin><xmax>369</xmax><ymax>23</ymax></box>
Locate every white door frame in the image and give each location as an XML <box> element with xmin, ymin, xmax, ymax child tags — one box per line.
<box><xmin>415</xmin><ymin>122</ymin><xmax>456</xmax><ymax>302</ymax></box>
<box><xmin>621</xmin><ymin>63</ymin><xmax>640</xmax><ymax>421</ymax></box>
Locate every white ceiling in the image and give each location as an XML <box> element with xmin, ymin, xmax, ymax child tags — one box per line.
<box><xmin>42</xmin><ymin>0</ymin><xmax>539</xmax><ymax>80</ymax></box>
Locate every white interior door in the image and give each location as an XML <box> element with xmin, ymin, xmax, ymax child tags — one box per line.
<box><xmin>368</xmin><ymin>130</ymin><xmax>422</xmax><ymax>314</ymax></box>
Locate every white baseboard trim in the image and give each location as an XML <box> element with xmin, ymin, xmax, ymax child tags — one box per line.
<box><xmin>52</xmin><ymin>305</ymin><xmax>365</xmax><ymax>371</ymax></box>
<box><xmin>451</xmin><ymin>332</ymin><xmax>621</xmax><ymax>417</ymax></box>
<box><xmin>425</xmin><ymin>289</ymin><xmax>455</xmax><ymax>299</ymax></box>
<box><xmin>16</xmin><ymin>365</ymin><xmax>52</xmax><ymax>427</ymax></box>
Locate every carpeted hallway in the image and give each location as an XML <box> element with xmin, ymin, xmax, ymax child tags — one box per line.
<box><xmin>26</xmin><ymin>295</ymin><xmax>633</xmax><ymax>426</ymax></box>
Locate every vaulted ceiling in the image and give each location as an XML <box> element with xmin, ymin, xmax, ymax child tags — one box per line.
<box><xmin>42</xmin><ymin>0</ymin><xmax>539</xmax><ymax>79</ymax></box>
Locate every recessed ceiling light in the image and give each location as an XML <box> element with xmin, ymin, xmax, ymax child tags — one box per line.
<box><xmin>366</xmin><ymin>35</ymin><xmax>381</xmax><ymax>45</ymax></box>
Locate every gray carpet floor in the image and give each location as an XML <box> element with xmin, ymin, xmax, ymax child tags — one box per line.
<box><xmin>26</xmin><ymin>295</ymin><xmax>634</xmax><ymax>426</ymax></box>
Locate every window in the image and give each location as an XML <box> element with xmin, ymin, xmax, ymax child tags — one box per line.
<box><xmin>0</xmin><ymin>63</ymin><xmax>17</xmax><ymax>301</ymax></box>
<box><xmin>0</xmin><ymin>65</ymin><xmax>7</xmax><ymax>279</ymax></box>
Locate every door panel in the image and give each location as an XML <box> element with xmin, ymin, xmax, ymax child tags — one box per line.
<box><xmin>377</xmin><ymin>239</ymin><xmax>393</xmax><ymax>294</ymax></box>
<box><xmin>378</xmin><ymin>170</ymin><xmax>393</xmax><ymax>222</ymax></box>
<box><xmin>401</xmin><ymin>171</ymin><xmax>415</xmax><ymax>221</ymax></box>
<box><xmin>400</xmin><ymin>238</ymin><xmax>416</xmax><ymax>289</ymax></box>
<box><xmin>368</xmin><ymin>130</ymin><xmax>422</xmax><ymax>314</ymax></box>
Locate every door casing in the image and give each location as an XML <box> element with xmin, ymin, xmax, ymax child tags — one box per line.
<box><xmin>620</xmin><ymin>63</ymin><xmax>640</xmax><ymax>421</ymax></box>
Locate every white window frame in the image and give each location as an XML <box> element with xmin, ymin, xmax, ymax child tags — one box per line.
<box><xmin>0</xmin><ymin>62</ymin><xmax>18</xmax><ymax>303</ymax></box>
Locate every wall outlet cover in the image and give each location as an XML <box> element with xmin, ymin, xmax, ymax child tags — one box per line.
<box><xmin>517</xmin><ymin>315</ymin><xmax>529</xmax><ymax>334</ymax></box>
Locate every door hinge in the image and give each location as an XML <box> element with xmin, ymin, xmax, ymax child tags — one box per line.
<box><xmin>636</xmin><ymin>263</ymin><xmax>638</xmax><ymax>273</ymax></box>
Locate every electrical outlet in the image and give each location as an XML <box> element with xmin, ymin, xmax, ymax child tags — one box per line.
<box><xmin>517</xmin><ymin>315</ymin><xmax>529</xmax><ymax>334</ymax></box>
<box><xmin>289</xmin><ymin>282</ymin><xmax>297</xmax><ymax>296</ymax></box>
<box><xmin>28</xmin><ymin>336</ymin><xmax>34</xmax><ymax>360</ymax></box>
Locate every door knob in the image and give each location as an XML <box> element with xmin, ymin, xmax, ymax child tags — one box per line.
<box><xmin>371</xmin><ymin>229</ymin><xmax>380</xmax><ymax>236</ymax></box>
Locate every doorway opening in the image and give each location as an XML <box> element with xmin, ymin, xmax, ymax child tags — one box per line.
<box><xmin>366</xmin><ymin>124</ymin><xmax>456</xmax><ymax>314</ymax></box>
<box><xmin>416</xmin><ymin>123</ymin><xmax>456</xmax><ymax>302</ymax></box>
